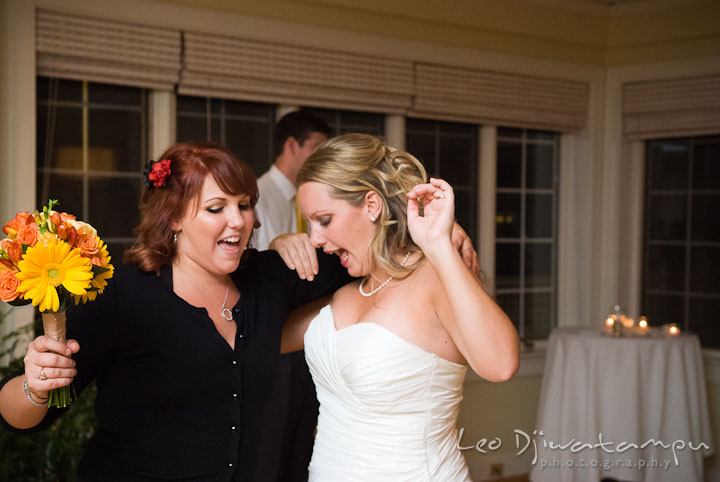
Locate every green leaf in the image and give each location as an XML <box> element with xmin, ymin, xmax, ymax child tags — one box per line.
<box><xmin>7</xmin><ymin>297</ymin><xmax>32</xmax><ymax>307</ymax></box>
<box><xmin>90</xmin><ymin>264</ymin><xmax>111</xmax><ymax>276</ymax></box>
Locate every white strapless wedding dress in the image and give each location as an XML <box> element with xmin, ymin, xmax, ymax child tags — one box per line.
<box><xmin>304</xmin><ymin>305</ymin><xmax>472</xmax><ymax>482</ymax></box>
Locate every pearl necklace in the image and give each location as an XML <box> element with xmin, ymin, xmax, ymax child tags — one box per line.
<box><xmin>358</xmin><ymin>252</ymin><xmax>411</xmax><ymax>297</ymax></box>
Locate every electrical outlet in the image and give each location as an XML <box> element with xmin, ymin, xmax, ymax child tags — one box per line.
<box><xmin>490</xmin><ymin>463</ymin><xmax>504</xmax><ymax>477</ymax></box>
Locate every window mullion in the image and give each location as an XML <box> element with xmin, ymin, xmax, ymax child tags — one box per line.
<box><xmin>519</xmin><ymin>130</ymin><xmax>527</xmax><ymax>340</ymax></box>
<box><xmin>82</xmin><ymin>80</ymin><xmax>90</xmax><ymax>222</ymax></box>
<box><xmin>684</xmin><ymin>140</ymin><xmax>694</xmax><ymax>331</ymax></box>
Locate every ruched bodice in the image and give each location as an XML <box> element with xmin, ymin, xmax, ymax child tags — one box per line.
<box><xmin>304</xmin><ymin>305</ymin><xmax>471</xmax><ymax>482</ymax></box>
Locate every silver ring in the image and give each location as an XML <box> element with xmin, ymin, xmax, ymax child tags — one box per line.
<box><xmin>38</xmin><ymin>367</ymin><xmax>47</xmax><ymax>380</ymax></box>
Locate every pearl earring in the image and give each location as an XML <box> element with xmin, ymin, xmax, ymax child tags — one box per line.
<box><xmin>369</xmin><ymin>215</ymin><xmax>376</xmax><ymax>222</ymax></box>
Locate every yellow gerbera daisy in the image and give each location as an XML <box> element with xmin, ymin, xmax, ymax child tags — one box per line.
<box><xmin>17</xmin><ymin>241</ymin><xmax>93</xmax><ymax>312</ymax></box>
<box><xmin>73</xmin><ymin>263</ymin><xmax>114</xmax><ymax>304</ymax></box>
<box><xmin>94</xmin><ymin>237</ymin><xmax>111</xmax><ymax>267</ymax></box>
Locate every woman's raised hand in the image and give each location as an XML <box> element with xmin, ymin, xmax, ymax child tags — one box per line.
<box><xmin>407</xmin><ymin>177</ymin><xmax>455</xmax><ymax>253</ymax></box>
<box><xmin>269</xmin><ymin>233</ymin><xmax>319</xmax><ymax>281</ymax></box>
<box><xmin>24</xmin><ymin>336</ymin><xmax>78</xmax><ymax>399</ymax></box>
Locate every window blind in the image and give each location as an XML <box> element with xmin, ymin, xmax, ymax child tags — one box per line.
<box><xmin>412</xmin><ymin>63</ymin><xmax>589</xmax><ymax>132</ymax></box>
<box><xmin>623</xmin><ymin>74</ymin><xmax>720</xmax><ymax>140</ymax></box>
<box><xmin>36</xmin><ymin>9</ymin><xmax>181</xmax><ymax>91</ymax></box>
<box><xmin>179</xmin><ymin>31</ymin><xmax>414</xmax><ymax>113</ymax></box>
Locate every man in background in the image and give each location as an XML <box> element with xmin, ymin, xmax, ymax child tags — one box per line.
<box><xmin>254</xmin><ymin>110</ymin><xmax>330</xmax><ymax>482</ymax></box>
<box><xmin>253</xmin><ymin>111</ymin><xmax>330</xmax><ymax>251</ymax></box>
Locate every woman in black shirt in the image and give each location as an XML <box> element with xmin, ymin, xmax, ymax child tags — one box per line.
<box><xmin>0</xmin><ymin>142</ymin><xmax>350</xmax><ymax>481</ymax></box>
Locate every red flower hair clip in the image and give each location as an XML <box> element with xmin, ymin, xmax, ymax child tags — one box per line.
<box><xmin>144</xmin><ymin>159</ymin><xmax>172</xmax><ymax>189</ymax></box>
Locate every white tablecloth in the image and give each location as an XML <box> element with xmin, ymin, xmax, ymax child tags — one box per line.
<box><xmin>530</xmin><ymin>327</ymin><xmax>713</xmax><ymax>482</ymax></box>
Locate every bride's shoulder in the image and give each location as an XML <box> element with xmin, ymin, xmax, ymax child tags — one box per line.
<box><xmin>407</xmin><ymin>260</ymin><xmax>448</xmax><ymax>307</ymax></box>
<box><xmin>412</xmin><ymin>258</ymin><xmax>442</xmax><ymax>286</ymax></box>
<box><xmin>332</xmin><ymin>279</ymin><xmax>361</xmax><ymax>301</ymax></box>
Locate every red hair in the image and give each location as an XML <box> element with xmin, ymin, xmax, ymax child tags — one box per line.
<box><xmin>124</xmin><ymin>142</ymin><xmax>258</xmax><ymax>273</ymax></box>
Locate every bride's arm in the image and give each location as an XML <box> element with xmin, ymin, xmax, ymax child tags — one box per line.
<box><xmin>281</xmin><ymin>295</ymin><xmax>330</xmax><ymax>353</ymax></box>
<box><xmin>407</xmin><ymin>178</ymin><xmax>519</xmax><ymax>382</ymax></box>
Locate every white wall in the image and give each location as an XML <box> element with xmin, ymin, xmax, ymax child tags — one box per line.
<box><xmin>1</xmin><ymin>0</ymin><xmax>36</xmax><ymax>340</ymax></box>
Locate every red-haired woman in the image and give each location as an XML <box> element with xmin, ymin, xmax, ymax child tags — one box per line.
<box><xmin>0</xmin><ymin>142</ymin><xmax>351</xmax><ymax>481</ymax></box>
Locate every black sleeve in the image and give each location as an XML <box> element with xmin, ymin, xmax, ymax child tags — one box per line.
<box><xmin>285</xmin><ymin>249</ymin><xmax>354</xmax><ymax>310</ymax></box>
<box><xmin>251</xmin><ymin>248</ymin><xmax>353</xmax><ymax>312</ymax></box>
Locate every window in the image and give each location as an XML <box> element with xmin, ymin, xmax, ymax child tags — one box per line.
<box><xmin>36</xmin><ymin>77</ymin><xmax>148</xmax><ymax>262</ymax></box>
<box><xmin>642</xmin><ymin>136</ymin><xmax>720</xmax><ymax>346</ymax></box>
<box><xmin>405</xmin><ymin>119</ymin><xmax>478</xmax><ymax>241</ymax></box>
<box><xmin>301</xmin><ymin>107</ymin><xmax>385</xmax><ymax>137</ymax></box>
<box><xmin>176</xmin><ymin>96</ymin><xmax>276</xmax><ymax>176</ymax></box>
<box><xmin>495</xmin><ymin>127</ymin><xmax>559</xmax><ymax>340</ymax></box>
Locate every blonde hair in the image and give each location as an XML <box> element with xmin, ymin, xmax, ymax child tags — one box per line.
<box><xmin>297</xmin><ymin>133</ymin><xmax>426</xmax><ymax>278</ymax></box>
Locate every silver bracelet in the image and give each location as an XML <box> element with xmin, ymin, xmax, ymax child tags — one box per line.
<box><xmin>23</xmin><ymin>377</ymin><xmax>48</xmax><ymax>408</ymax></box>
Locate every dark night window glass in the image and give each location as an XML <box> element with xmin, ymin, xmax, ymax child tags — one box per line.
<box><xmin>497</xmin><ymin>143</ymin><xmax>522</xmax><ymax>188</ymax></box>
<box><xmin>301</xmin><ymin>107</ymin><xmax>385</xmax><ymax>138</ymax></box>
<box><xmin>176</xmin><ymin>96</ymin><xmax>275</xmax><ymax>175</ymax></box>
<box><xmin>495</xmin><ymin>243</ymin><xmax>521</xmax><ymax>290</ymax></box>
<box><xmin>495</xmin><ymin>128</ymin><xmax>559</xmax><ymax>341</ymax></box>
<box><xmin>406</xmin><ymin>118</ymin><xmax>477</xmax><ymax>242</ymax></box>
<box><xmin>642</xmin><ymin>136</ymin><xmax>720</xmax><ymax>347</ymax></box>
<box><xmin>496</xmin><ymin>193</ymin><xmax>521</xmax><ymax>238</ymax></box>
<box><xmin>647</xmin><ymin>195</ymin><xmax>686</xmax><ymax>240</ymax></box>
<box><xmin>37</xmin><ymin>77</ymin><xmax>147</xmax><ymax>262</ymax></box>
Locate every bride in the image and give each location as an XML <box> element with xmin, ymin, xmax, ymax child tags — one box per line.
<box><xmin>274</xmin><ymin>133</ymin><xmax>520</xmax><ymax>481</ymax></box>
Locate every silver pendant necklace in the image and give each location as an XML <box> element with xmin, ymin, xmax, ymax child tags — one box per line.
<box><xmin>182</xmin><ymin>272</ymin><xmax>235</xmax><ymax>321</ymax></box>
<box><xmin>219</xmin><ymin>279</ymin><xmax>234</xmax><ymax>321</ymax></box>
<box><xmin>358</xmin><ymin>252</ymin><xmax>411</xmax><ymax>297</ymax></box>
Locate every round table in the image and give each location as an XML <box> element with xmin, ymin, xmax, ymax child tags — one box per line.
<box><xmin>530</xmin><ymin>327</ymin><xmax>713</xmax><ymax>482</ymax></box>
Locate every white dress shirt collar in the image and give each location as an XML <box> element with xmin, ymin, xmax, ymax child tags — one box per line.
<box><xmin>267</xmin><ymin>164</ymin><xmax>296</xmax><ymax>201</ymax></box>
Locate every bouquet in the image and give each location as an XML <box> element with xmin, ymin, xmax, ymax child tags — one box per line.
<box><xmin>0</xmin><ymin>200</ymin><xmax>114</xmax><ymax>407</ymax></box>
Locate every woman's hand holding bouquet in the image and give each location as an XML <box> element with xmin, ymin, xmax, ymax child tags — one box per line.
<box><xmin>0</xmin><ymin>200</ymin><xmax>113</xmax><ymax>407</ymax></box>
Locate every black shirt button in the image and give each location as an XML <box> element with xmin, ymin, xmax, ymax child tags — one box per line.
<box><xmin>228</xmin><ymin>463</ymin><xmax>233</xmax><ymax>468</ymax></box>
<box><xmin>232</xmin><ymin>360</ymin><xmax>238</xmax><ymax>366</ymax></box>
<box><xmin>233</xmin><ymin>393</ymin><xmax>238</xmax><ymax>400</ymax></box>
<box><xmin>231</xmin><ymin>425</ymin><xmax>236</xmax><ymax>432</ymax></box>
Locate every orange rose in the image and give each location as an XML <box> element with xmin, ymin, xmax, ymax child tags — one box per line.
<box><xmin>37</xmin><ymin>231</ymin><xmax>59</xmax><ymax>246</ymax></box>
<box><xmin>0</xmin><ymin>269</ymin><xmax>21</xmax><ymax>302</ymax></box>
<box><xmin>0</xmin><ymin>259</ymin><xmax>14</xmax><ymax>274</ymax></box>
<box><xmin>76</xmin><ymin>233</ymin><xmax>99</xmax><ymax>258</ymax></box>
<box><xmin>2</xmin><ymin>211</ymin><xmax>32</xmax><ymax>237</ymax></box>
<box><xmin>2</xmin><ymin>239</ymin><xmax>22</xmax><ymax>264</ymax></box>
<box><xmin>59</xmin><ymin>212</ymin><xmax>75</xmax><ymax>222</ymax></box>
<box><xmin>50</xmin><ymin>211</ymin><xmax>76</xmax><ymax>230</ymax></box>
<box><xmin>16</xmin><ymin>222</ymin><xmax>39</xmax><ymax>246</ymax></box>
<box><xmin>50</xmin><ymin>212</ymin><xmax>60</xmax><ymax>225</ymax></box>
<box><xmin>92</xmin><ymin>253</ymin><xmax>107</xmax><ymax>267</ymax></box>
<box><xmin>57</xmin><ymin>221</ymin><xmax>78</xmax><ymax>246</ymax></box>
